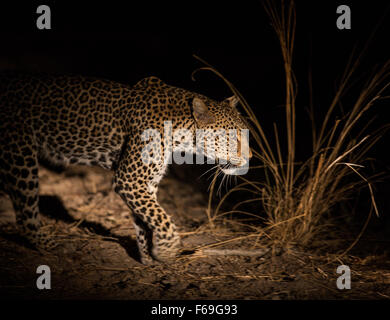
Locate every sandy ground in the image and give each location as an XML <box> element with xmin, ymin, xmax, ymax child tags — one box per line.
<box><xmin>0</xmin><ymin>165</ymin><xmax>389</xmax><ymax>299</ymax></box>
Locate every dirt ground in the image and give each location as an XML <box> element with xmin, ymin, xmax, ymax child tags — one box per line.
<box><xmin>0</xmin><ymin>165</ymin><xmax>389</xmax><ymax>300</ymax></box>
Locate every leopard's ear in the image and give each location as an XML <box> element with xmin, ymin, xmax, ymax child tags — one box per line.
<box><xmin>192</xmin><ymin>97</ymin><xmax>215</xmax><ymax>126</ymax></box>
<box><xmin>224</xmin><ymin>95</ymin><xmax>240</xmax><ymax>108</ymax></box>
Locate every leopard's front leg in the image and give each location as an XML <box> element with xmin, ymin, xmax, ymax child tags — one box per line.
<box><xmin>114</xmin><ymin>179</ymin><xmax>181</xmax><ymax>264</ymax></box>
<box><xmin>113</xmin><ymin>144</ymin><xmax>181</xmax><ymax>264</ymax></box>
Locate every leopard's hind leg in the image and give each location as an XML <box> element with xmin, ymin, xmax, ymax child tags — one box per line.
<box><xmin>0</xmin><ymin>122</ymin><xmax>56</xmax><ymax>250</ymax></box>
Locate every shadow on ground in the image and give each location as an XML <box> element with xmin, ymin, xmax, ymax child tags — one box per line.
<box><xmin>0</xmin><ymin>165</ymin><xmax>389</xmax><ymax>299</ymax></box>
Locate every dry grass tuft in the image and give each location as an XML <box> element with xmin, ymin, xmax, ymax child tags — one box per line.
<box><xmin>192</xmin><ymin>0</ymin><xmax>390</xmax><ymax>250</ymax></box>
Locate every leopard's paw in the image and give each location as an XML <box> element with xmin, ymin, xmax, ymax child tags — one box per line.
<box><xmin>24</xmin><ymin>227</ymin><xmax>59</xmax><ymax>252</ymax></box>
<box><xmin>140</xmin><ymin>254</ymin><xmax>158</xmax><ymax>266</ymax></box>
<box><xmin>151</xmin><ymin>238</ymin><xmax>181</xmax><ymax>263</ymax></box>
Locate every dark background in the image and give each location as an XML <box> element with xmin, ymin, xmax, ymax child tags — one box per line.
<box><xmin>0</xmin><ymin>0</ymin><xmax>389</xmax><ymax>221</ymax></box>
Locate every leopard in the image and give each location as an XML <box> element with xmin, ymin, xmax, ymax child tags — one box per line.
<box><xmin>0</xmin><ymin>72</ymin><xmax>252</xmax><ymax>264</ymax></box>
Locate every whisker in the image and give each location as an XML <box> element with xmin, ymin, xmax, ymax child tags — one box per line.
<box><xmin>198</xmin><ymin>164</ymin><xmax>220</xmax><ymax>180</ymax></box>
<box><xmin>217</xmin><ymin>163</ymin><xmax>230</xmax><ymax>197</ymax></box>
<box><xmin>207</xmin><ymin>166</ymin><xmax>222</xmax><ymax>192</ymax></box>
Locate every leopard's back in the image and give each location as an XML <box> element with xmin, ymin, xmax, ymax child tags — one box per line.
<box><xmin>0</xmin><ymin>73</ymin><xmax>132</xmax><ymax>169</ymax></box>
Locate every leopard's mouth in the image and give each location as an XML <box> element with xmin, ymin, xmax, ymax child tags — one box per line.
<box><xmin>220</xmin><ymin>160</ymin><xmax>249</xmax><ymax>175</ymax></box>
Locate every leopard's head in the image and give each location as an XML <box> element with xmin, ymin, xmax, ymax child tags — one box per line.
<box><xmin>191</xmin><ymin>95</ymin><xmax>252</xmax><ymax>175</ymax></box>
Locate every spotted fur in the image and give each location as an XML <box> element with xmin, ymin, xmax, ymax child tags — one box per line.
<box><xmin>0</xmin><ymin>73</ymin><xmax>251</xmax><ymax>264</ymax></box>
